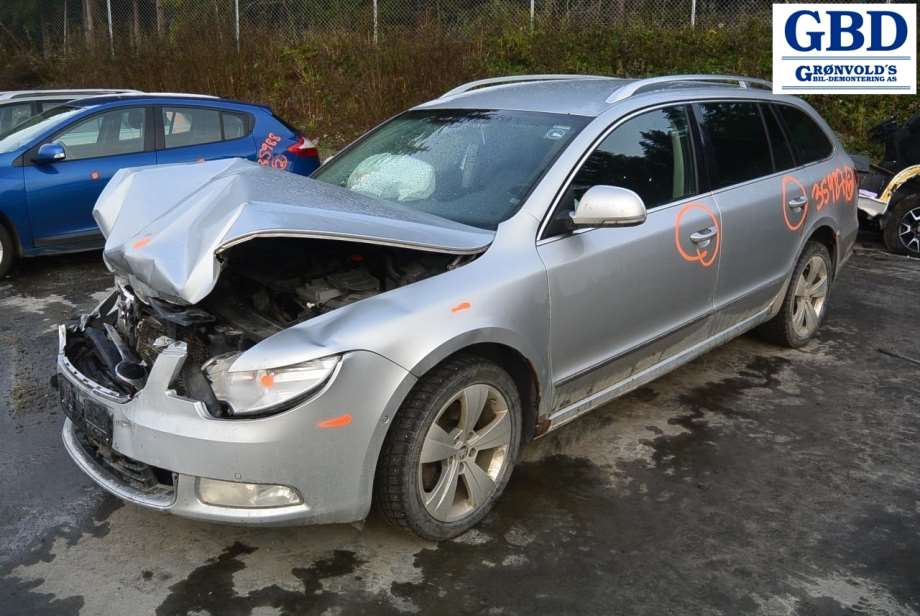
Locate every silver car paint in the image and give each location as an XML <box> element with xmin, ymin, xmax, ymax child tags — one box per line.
<box><xmin>63</xmin><ymin>77</ymin><xmax>858</xmax><ymax>524</ymax></box>
<box><xmin>95</xmin><ymin>158</ymin><xmax>494</xmax><ymax>304</ymax></box>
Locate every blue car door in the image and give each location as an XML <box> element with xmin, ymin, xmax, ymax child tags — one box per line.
<box><xmin>154</xmin><ymin>105</ymin><xmax>256</xmax><ymax>165</ymax></box>
<box><xmin>23</xmin><ymin>106</ymin><xmax>155</xmax><ymax>248</ymax></box>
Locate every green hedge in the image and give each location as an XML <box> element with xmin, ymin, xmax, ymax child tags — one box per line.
<box><xmin>1</xmin><ymin>20</ymin><xmax>916</xmax><ymax>156</ymax></box>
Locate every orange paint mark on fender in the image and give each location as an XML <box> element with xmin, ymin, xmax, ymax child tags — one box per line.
<box><xmin>451</xmin><ymin>301</ymin><xmax>472</xmax><ymax>313</ymax></box>
<box><xmin>674</xmin><ymin>202</ymin><xmax>720</xmax><ymax>269</ymax></box>
<box><xmin>89</xmin><ymin>171</ymin><xmax>100</xmax><ymax>181</ymax></box>
<box><xmin>132</xmin><ymin>235</ymin><xmax>152</xmax><ymax>250</ymax></box>
<box><xmin>782</xmin><ymin>175</ymin><xmax>808</xmax><ymax>232</ymax></box>
<box><xmin>317</xmin><ymin>414</ymin><xmax>352</xmax><ymax>429</ymax></box>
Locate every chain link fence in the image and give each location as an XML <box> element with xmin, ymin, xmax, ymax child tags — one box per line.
<box><xmin>21</xmin><ymin>0</ymin><xmax>900</xmax><ymax>55</ymax></box>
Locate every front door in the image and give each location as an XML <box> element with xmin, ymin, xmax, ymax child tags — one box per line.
<box><xmin>537</xmin><ymin>105</ymin><xmax>720</xmax><ymax>414</ymax></box>
<box><xmin>24</xmin><ymin>106</ymin><xmax>155</xmax><ymax>249</ymax></box>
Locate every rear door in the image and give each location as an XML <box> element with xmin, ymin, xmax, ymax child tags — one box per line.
<box><xmin>538</xmin><ymin>105</ymin><xmax>720</xmax><ymax>412</ymax></box>
<box><xmin>154</xmin><ymin>105</ymin><xmax>255</xmax><ymax>165</ymax></box>
<box><xmin>700</xmin><ymin>101</ymin><xmax>828</xmax><ymax>329</ymax></box>
<box><xmin>23</xmin><ymin>106</ymin><xmax>155</xmax><ymax>248</ymax></box>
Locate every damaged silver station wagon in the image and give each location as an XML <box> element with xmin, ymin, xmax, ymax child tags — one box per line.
<box><xmin>59</xmin><ymin>74</ymin><xmax>858</xmax><ymax>539</ymax></box>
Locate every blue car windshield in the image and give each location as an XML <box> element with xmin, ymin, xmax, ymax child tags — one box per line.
<box><xmin>312</xmin><ymin>109</ymin><xmax>589</xmax><ymax>230</ymax></box>
<box><xmin>0</xmin><ymin>105</ymin><xmax>83</xmax><ymax>154</ymax></box>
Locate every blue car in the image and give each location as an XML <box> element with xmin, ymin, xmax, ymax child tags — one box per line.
<box><xmin>0</xmin><ymin>93</ymin><xmax>320</xmax><ymax>276</ymax></box>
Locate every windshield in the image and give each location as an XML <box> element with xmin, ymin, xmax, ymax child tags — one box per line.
<box><xmin>0</xmin><ymin>105</ymin><xmax>83</xmax><ymax>154</ymax></box>
<box><xmin>313</xmin><ymin>109</ymin><xmax>589</xmax><ymax>230</ymax></box>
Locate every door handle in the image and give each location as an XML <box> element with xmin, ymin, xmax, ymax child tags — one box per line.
<box><xmin>787</xmin><ymin>196</ymin><xmax>808</xmax><ymax>210</ymax></box>
<box><xmin>689</xmin><ymin>227</ymin><xmax>717</xmax><ymax>244</ymax></box>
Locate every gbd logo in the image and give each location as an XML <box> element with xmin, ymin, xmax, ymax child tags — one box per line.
<box><xmin>784</xmin><ymin>9</ymin><xmax>909</xmax><ymax>52</ymax></box>
<box><xmin>772</xmin><ymin>4</ymin><xmax>917</xmax><ymax>95</ymax></box>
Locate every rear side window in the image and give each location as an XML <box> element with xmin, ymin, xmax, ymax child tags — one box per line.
<box><xmin>698</xmin><ymin>102</ymin><xmax>773</xmax><ymax>189</ymax></box>
<box><xmin>0</xmin><ymin>103</ymin><xmax>34</xmax><ymax>133</ymax></box>
<box><xmin>222</xmin><ymin>112</ymin><xmax>248</xmax><ymax>139</ymax></box>
<box><xmin>761</xmin><ymin>104</ymin><xmax>795</xmax><ymax>172</ymax></box>
<box><xmin>161</xmin><ymin>107</ymin><xmax>251</xmax><ymax>149</ymax></box>
<box><xmin>38</xmin><ymin>100</ymin><xmax>68</xmax><ymax>112</ymax></box>
<box><xmin>162</xmin><ymin>107</ymin><xmax>222</xmax><ymax>148</ymax></box>
<box><xmin>775</xmin><ymin>104</ymin><xmax>833</xmax><ymax>164</ymax></box>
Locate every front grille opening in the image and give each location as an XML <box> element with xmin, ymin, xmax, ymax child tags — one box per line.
<box><xmin>74</xmin><ymin>425</ymin><xmax>175</xmax><ymax>493</ymax></box>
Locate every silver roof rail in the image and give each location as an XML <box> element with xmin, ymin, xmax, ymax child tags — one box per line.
<box><xmin>442</xmin><ymin>74</ymin><xmax>613</xmax><ymax>99</ymax></box>
<box><xmin>606</xmin><ymin>74</ymin><xmax>773</xmax><ymax>104</ymax></box>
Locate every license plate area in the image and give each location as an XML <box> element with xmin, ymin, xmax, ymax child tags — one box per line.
<box><xmin>59</xmin><ymin>377</ymin><xmax>114</xmax><ymax>447</ymax></box>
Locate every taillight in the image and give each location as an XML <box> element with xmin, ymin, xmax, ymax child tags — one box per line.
<box><xmin>287</xmin><ymin>135</ymin><xmax>319</xmax><ymax>159</ymax></box>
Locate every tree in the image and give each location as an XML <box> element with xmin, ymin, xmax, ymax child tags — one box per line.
<box><xmin>156</xmin><ymin>0</ymin><xmax>165</xmax><ymax>36</ymax></box>
<box><xmin>82</xmin><ymin>0</ymin><xmax>94</xmax><ymax>45</ymax></box>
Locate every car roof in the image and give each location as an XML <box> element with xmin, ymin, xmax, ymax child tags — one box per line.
<box><xmin>418</xmin><ymin>74</ymin><xmax>785</xmax><ymax>117</ymax></box>
<box><xmin>69</xmin><ymin>92</ymin><xmax>270</xmax><ymax>111</ymax></box>
<box><xmin>0</xmin><ymin>89</ymin><xmax>139</xmax><ymax>101</ymax></box>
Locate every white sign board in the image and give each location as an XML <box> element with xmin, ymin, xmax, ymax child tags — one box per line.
<box><xmin>773</xmin><ymin>3</ymin><xmax>916</xmax><ymax>95</ymax></box>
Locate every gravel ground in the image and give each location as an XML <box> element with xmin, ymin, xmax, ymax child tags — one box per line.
<box><xmin>1</xmin><ymin>237</ymin><xmax>918</xmax><ymax>616</ymax></box>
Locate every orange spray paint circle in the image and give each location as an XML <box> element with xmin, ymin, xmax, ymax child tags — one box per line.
<box><xmin>782</xmin><ymin>175</ymin><xmax>808</xmax><ymax>232</ymax></box>
<box><xmin>674</xmin><ymin>201</ymin><xmax>722</xmax><ymax>267</ymax></box>
<box><xmin>674</xmin><ymin>202</ymin><xmax>720</xmax><ymax>269</ymax></box>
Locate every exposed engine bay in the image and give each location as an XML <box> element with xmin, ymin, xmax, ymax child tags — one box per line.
<box><xmin>64</xmin><ymin>238</ymin><xmax>470</xmax><ymax>415</ymax></box>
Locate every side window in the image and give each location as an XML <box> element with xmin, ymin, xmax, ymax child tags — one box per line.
<box><xmin>38</xmin><ymin>100</ymin><xmax>67</xmax><ymax>112</ymax></box>
<box><xmin>546</xmin><ymin>106</ymin><xmax>697</xmax><ymax>236</ymax></box>
<box><xmin>776</xmin><ymin>104</ymin><xmax>833</xmax><ymax>165</ymax></box>
<box><xmin>222</xmin><ymin>112</ymin><xmax>248</xmax><ymax>140</ymax></box>
<box><xmin>55</xmin><ymin>108</ymin><xmax>146</xmax><ymax>161</ymax></box>
<box><xmin>0</xmin><ymin>103</ymin><xmax>35</xmax><ymax>133</ymax></box>
<box><xmin>162</xmin><ymin>107</ymin><xmax>222</xmax><ymax>149</ymax></box>
<box><xmin>698</xmin><ymin>102</ymin><xmax>773</xmax><ymax>188</ymax></box>
<box><xmin>761</xmin><ymin>104</ymin><xmax>795</xmax><ymax>172</ymax></box>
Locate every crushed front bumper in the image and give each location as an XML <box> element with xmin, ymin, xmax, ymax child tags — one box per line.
<box><xmin>57</xmin><ymin>324</ymin><xmax>415</xmax><ymax>525</ymax></box>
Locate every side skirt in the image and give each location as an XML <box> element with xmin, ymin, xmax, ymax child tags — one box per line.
<box><xmin>541</xmin><ymin>305</ymin><xmax>773</xmax><ymax>435</ymax></box>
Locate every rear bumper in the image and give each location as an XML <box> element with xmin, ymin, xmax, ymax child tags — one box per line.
<box><xmin>57</xmin><ymin>324</ymin><xmax>416</xmax><ymax>525</ymax></box>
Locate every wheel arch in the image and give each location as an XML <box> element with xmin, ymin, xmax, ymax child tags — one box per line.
<box><xmin>410</xmin><ymin>332</ymin><xmax>546</xmax><ymax>445</ymax></box>
<box><xmin>805</xmin><ymin>224</ymin><xmax>838</xmax><ymax>277</ymax></box>
<box><xmin>0</xmin><ymin>210</ymin><xmax>23</xmax><ymax>258</ymax></box>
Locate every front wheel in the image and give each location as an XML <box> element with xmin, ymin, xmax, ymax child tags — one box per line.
<box><xmin>374</xmin><ymin>355</ymin><xmax>521</xmax><ymax>540</ymax></box>
<box><xmin>883</xmin><ymin>195</ymin><xmax>920</xmax><ymax>256</ymax></box>
<box><xmin>758</xmin><ymin>241</ymin><xmax>832</xmax><ymax>348</ymax></box>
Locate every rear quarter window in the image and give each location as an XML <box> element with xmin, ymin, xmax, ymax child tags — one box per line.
<box><xmin>775</xmin><ymin>104</ymin><xmax>833</xmax><ymax>165</ymax></box>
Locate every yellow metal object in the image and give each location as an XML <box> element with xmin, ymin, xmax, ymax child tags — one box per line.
<box><xmin>880</xmin><ymin>164</ymin><xmax>920</xmax><ymax>204</ymax></box>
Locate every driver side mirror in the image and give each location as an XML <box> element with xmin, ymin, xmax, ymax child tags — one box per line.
<box><xmin>570</xmin><ymin>185</ymin><xmax>647</xmax><ymax>228</ymax></box>
<box><xmin>34</xmin><ymin>142</ymin><xmax>66</xmax><ymax>164</ymax></box>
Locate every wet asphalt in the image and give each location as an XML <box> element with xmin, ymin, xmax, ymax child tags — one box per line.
<box><xmin>0</xmin><ymin>236</ymin><xmax>918</xmax><ymax>616</ymax></box>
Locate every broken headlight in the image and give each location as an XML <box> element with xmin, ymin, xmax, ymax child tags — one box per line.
<box><xmin>203</xmin><ymin>354</ymin><xmax>340</xmax><ymax>417</ymax></box>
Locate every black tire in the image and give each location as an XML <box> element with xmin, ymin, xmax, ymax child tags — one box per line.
<box><xmin>0</xmin><ymin>224</ymin><xmax>15</xmax><ymax>278</ymax></box>
<box><xmin>374</xmin><ymin>354</ymin><xmax>521</xmax><ymax>541</ymax></box>
<box><xmin>758</xmin><ymin>241</ymin><xmax>833</xmax><ymax>348</ymax></box>
<box><xmin>883</xmin><ymin>194</ymin><xmax>920</xmax><ymax>256</ymax></box>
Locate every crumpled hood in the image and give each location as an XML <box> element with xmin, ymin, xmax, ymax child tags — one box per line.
<box><xmin>94</xmin><ymin>158</ymin><xmax>495</xmax><ymax>304</ymax></box>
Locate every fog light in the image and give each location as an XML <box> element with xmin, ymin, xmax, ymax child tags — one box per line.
<box><xmin>197</xmin><ymin>477</ymin><xmax>303</xmax><ymax>508</ymax></box>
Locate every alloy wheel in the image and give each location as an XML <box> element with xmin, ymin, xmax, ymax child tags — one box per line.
<box><xmin>897</xmin><ymin>206</ymin><xmax>920</xmax><ymax>254</ymax></box>
<box><xmin>791</xmin><ymin>254</ymin><xmax>829</xmax><ymax>338</ymax></box>
<box><xmin>418</xmin><ymin>384</ymin><xmax>512</xmax><ymax>522</ymax></box>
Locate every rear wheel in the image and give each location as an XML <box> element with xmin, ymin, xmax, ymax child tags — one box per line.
<box><xmin>758</xmin><ymin>241</ymin><xmax>832</xmax><ymax>348</ymax></box>
<box><xmin>883</xmin><ymin>195</ymin><xmax>920</xmax><ymax>256</ymax></box>
<box><xmin>374</xmin><ymin>355</ymin><xmax>521</xmax><ymax>540</ymax></box>
<box><xmin>0</xmin><ymin>224</ymin><xmax>15</xmax><ymax>278</ymax></box>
